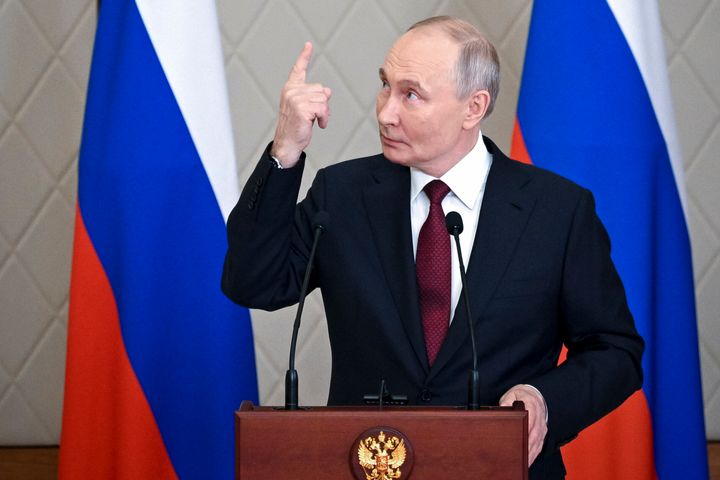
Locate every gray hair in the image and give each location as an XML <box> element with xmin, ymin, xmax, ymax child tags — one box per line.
<box><xmin>408</xmin><ymin>16</ymin><xmax>500</xmax><ymax>116</ymax></box>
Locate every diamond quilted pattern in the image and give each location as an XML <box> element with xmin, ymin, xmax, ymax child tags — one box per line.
<box><xmin>0</xmin><ymin>101</ymin><xmax>9</xmax><ymax>136</ymax></box>
<box><xmin>0</xmin><ymin>361</ymin><xmax>10</xmax><ymax>401</ymax></box>
<box><xmin>0</xmin><ymin>231</ymin><xmax>10</xmax><ymax>268</ymax></box>
<box><xmin>686</xmin><ymin>195</ymin><xmax>720</xmax><ymax>280</ymax></box>
<box><xmin>337</xmin><ymin>116</ymin><xmax>384</xmax><ymax>163</ymax></box>
<box><xmin>290</xmin><ymin>0</ymin><xmax>355</xmax><ymax>43</ymax></box>
<box><xmin>16</xmin><ymin>62</ymin><xmax>84</xmax><ymax>179</ymax></box>
<box><xmin>15</xmin><ymin>321</ymin><xmax>67</xmax><ymax>440</ymax></box>
<box><xmin>0</xmin><ymin>0</ymin><xmax>94</xmax><ymax>445</ymax></box>
<box><xmin>58</xmin><ymin>157</ymin><xmax>79</xmax><ymax>206</ymax></box>
<box><xmin>234</xmin><ymin>2</ymin><xmax>316</xmax><ymax>103</ymax></box>
<box><xmin>0</xmin><ymin>1</ymin><xmax>54</xmax><ymax>113</ymax></box>
<box><xmin>0</xmin><ymin>127</ymin><xmax>55</xmax><ymax>243</ymax></box>
<box><xmin>668</xmin><ymin>56</ymin><xmax>720</xmax><ymax>163</ymax></box>
<box><xmin>697</xmin><ymin>260</ymin><xmax>720</xmax><ymax>431</ymax></box>
<box><xmin>684</xmin><ymin>2</ymin><xmax>720</xmax><ymax>102</ymax></box>
<box><xmin>463</xmin><ymin>0</ymin><xmax>528</xmax><ymax>44</ymax></box>
<box><xmin>59</xmin><ymin>7</ymin><xmax>97</xmax><ymax>91</ymax></box>
<box><xmin>660</xmin><ymin>0</ymin><xmax>711</xmax><ymax>44</ymax></box>
<box><xmin>373</xmin><ymin>0</ymin><xmax>441</xmax><ymax>32</ymax></box>
<box><xmin>496</xmin><ymin>4</ymin><xmax>533</xmax><ymax>81</ymax></box>
<box><xmin>0</xmin><ymin>385</ymin><xmax>54</xmax><ymax>444</ymax></box>
<box><xmin>1</xmin><ymin>0</ymin><xmax>719</xmax><ymax>444</ymax></box>
<box><xmin>16</xmin><ymin>192</ymin><xmax>75</xmax><ymax>310</ymax></box>
<box><xmin>661</xmin><ymin>0</ymin><xmax>720</xmax><ymax>436</ymax></box>
<box><xmin>701</xmin><ymin>345</ymin><xmax>720</xmax><ymax>405</ymax></box>
<box><xmin>22</xmin><ymin>0</ymin><xmax>91</xmax><ymax>50</ymax></box>
<box><xmin>687</xmin><ymin>128</ymin><xmax>720</xmax><ymax>240</ymax></box>
<box><xmin>0</xmin><ymin>258</ymin><xmax>54</xmax><ymax>376</ymax></box>
<box><xmin>218</xmin><ymin>0</ymin><xmax>269</xmax><ymax>46</ymax></box>
<box><xmin>224</xmin><ymin>57</ymin><xmax>276</xmax><ymax>175</ymax></box>
<box><xmin>324</xmin><ymin>3</ymin><xmax>399</xmax><ymax>110</ymax></box>
<box><xmin>698</xmin><ymin>262</ymin><xmax>720</xmax><ymax>355</ymax></box>
<box><xmin>249</xmin><ymin>306</ymin><xmax>294</xmax><ymax>405</ymax></box>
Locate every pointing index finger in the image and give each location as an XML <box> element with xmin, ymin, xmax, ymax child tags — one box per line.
<box><xmin>288</xmin><ymin>42</ymin><xmax>312</xmax><ymax>83</ymax></box>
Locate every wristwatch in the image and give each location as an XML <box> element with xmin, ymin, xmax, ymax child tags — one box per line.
<box><xmin>269</xmin><ymin>156</ymin><xmax>284</xmax><ymax>169</ymax></box>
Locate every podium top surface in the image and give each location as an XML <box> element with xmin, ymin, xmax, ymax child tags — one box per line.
<box><xmin>237</xmin><ymin>400</ymin><xmax>526</xmax><ymax>415</ymax></box>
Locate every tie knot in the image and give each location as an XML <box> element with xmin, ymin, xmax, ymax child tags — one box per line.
<box><xmin>424</xmin><ymin>180</ymin><xmax>450</xmax><ymax>205</ymax></box>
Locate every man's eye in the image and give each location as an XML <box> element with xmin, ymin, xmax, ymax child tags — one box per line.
<box><xmin>380</xmin><ymin>80</ymin><xmax>389</xmax><ymax>89</ymax></box>
<box><xmin>406</xmin><ymin>91</ymin><xmax>419</xmax><ymax>100</ymax></box>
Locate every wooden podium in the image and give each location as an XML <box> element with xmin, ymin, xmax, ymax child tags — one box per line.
<box><xmin>235</xmin><ymin>400</ymin><xmax>528</xmax><ymax>479</ymax></box>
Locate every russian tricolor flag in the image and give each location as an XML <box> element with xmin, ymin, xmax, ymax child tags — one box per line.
<box><xmin>59</xmin><ymin>1</ymin><xmax>258</xmax><ymax>478</ymax></box>
<box><xmin>512</xmin><ymin>1</ymin><xmax>708</xmax><ymax>478</ymax></box>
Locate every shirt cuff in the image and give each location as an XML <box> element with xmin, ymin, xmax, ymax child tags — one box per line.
<box><xmin>270</xmin><ymin>155</ymin><xmax>284</xmax><ymax>169</ymax></box>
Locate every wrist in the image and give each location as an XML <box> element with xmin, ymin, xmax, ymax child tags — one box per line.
<box><xmin>270</xmin><ymin>141</ymin><xmax>301</xmax><ymax>168</ymax></box>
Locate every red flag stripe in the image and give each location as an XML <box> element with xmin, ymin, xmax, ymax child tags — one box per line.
<box><xmin>59</xmin><ymin>207</ymin><xmax>177</xmax><ymax>479</ymax></box>
<box><xmin>511</xmin><ymin>125</ymin><xmax>658</xmax><ymax>480</ymax></box>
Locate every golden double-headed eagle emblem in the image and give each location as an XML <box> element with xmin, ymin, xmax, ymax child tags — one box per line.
<box><xmin>357</xmin><ymin>430</ymin><xmax>407</xmax><ymax>480</ymax></box>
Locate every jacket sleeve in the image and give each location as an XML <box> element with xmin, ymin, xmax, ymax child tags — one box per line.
<box><xmin>221</xmin><ymin>143</ymin><xmax>325</xmax><ymax>310</ymax></box>
<box><xmin>529</xmin><ymin>188</ymin><xmax>645</xmax><ymax>452</ymax></box>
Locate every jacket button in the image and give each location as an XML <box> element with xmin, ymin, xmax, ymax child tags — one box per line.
<box><xmin>255</xmin><ymin>177</ymin><xmax>264</xmax><ymax>186</ymax></box>
<box><xmin>247</xmin><ymin>200</ymin><xmax>255</xmax><ymax>210</ymax></box>
<box><xmin>419</xmin><ymin>389</ymin><xmax>432</xmax><ymax>402</ymax></box>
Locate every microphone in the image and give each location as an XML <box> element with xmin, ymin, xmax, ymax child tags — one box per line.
<box><xmin>286</xmin><ymin>211</ymin><xmax>329</xmax><ymax>410</ymax></box>
<box><xmin>445</xmin><ymin>211</ymin><xmax>481</xmax><ymax>410</ymax></box>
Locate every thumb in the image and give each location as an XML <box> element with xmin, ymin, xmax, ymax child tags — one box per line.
<box><xmin>499</xmin><ymin>390</ymin><xmax>517</xmax><ymax>407</ymax></box>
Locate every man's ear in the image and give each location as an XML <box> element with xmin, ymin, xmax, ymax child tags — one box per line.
<box><xmin>463</xmin><ymin>90</ymin><xmax>490</xmax><ymax>129</ymax></box>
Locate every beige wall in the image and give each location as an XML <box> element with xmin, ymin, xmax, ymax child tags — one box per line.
<box><xmin>0</xmin><ymin>0</ymin><xmax>718</xmax><ymax>444</ymax></box>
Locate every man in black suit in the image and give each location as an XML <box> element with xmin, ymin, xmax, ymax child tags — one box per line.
<box><xmin>222</xmin><ymin>16</ymin><xmax>644</xmax><ymax>479</ymax></box>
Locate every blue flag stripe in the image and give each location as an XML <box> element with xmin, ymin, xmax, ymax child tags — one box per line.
<box><xmin>517</xmin><ymin>1</ymin><xmax>707</xmax><ymax>477</ymax></box>
<box><xmin>79</xmin><ymin>1</ymin><xmax>258</xmax><ymax>478</ymax></box>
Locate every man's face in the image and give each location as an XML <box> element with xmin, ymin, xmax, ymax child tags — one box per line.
<box><xmin>376</xmin><ymin>29</ymin><xmax>474</xmax><ymax>176</ymax></box>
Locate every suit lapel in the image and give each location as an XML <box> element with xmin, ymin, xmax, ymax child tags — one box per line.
<box><xmin>427</xmin><ymin>140</ymin><xmax>537</xmax><ymax>381</ymax></box>
<box><xmin>362</xmin><ymin>160</ymin><xmax>429</xmax><ymax>375</ymax></box>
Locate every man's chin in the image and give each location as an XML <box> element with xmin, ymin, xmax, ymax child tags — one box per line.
<box><xmin>381</xmin><ymin>148</ymin><xmax>410</xmax><ymax>166</ymax></box>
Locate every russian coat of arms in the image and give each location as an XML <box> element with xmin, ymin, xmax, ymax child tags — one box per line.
<box><xmin>356</xmin><ymin>430</ymin><xmax>407</xmax><ymax>479</ymax></box>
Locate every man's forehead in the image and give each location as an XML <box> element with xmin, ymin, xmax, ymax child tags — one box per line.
<box><xmin>380</xmin><ymin>35</ymin><xmax>456</xmax><ymax>87</ymax></box>
<box><xmin>383</xmin><ymin>29</ymin><xmax>457</xmax><ymax>70</ymax></box>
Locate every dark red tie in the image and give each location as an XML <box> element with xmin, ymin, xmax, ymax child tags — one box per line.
<box><xmin>416</xmin><ymin>180</ymin><xmax>451</xmax><ymax>366</ymax></box>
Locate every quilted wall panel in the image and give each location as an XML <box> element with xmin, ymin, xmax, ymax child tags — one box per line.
<box><xmin>0</xmin><ymin>0</ymin><xmax>718</xmax><ymax>444</ymax></box>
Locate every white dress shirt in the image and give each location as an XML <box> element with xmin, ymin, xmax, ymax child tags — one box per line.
<box><xmin>410</xmin><ymin>134</ymin><xmax>492</xmax><ymax>324</ymax></box>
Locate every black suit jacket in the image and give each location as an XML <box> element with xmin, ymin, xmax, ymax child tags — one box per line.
<box><xmin>222</xmin><ymin>136</ymin><xmax>644</xmax><ymax>479</ymax></box>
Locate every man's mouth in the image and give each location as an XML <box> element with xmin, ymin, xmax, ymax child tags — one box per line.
<box><xmin>380</xmin><ymin>134</ymin><xmax>404</xmax><ymax>146</ymax></box>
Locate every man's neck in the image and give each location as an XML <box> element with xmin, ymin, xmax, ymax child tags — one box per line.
<box><xmin>419</xmin><ymin>131</ymin><xmax>482</xmax><ymax>178</ymax></box>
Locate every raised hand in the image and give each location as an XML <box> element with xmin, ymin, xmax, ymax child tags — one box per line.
<box><xmin>270</xmin><ymin>42</ymin><xmax>332</xmax><ymax>167</ymax></box>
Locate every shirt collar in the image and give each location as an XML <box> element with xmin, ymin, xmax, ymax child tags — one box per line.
<box><xmin>410</xmin><ymin>134</ymin><xmax>492</xmax><ymax>209</ymax></box>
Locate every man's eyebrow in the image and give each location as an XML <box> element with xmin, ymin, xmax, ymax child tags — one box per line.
<box><xmin>398</xmin><ymin>79</ymin><xmax>428</xmax><ymax>94</ymax></box>
<box><xmin>378</xmin><ymin>68</ymin><xmax>429</xmax><ymax>95</ymax></box>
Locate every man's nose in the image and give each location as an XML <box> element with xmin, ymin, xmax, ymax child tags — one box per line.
<box><xmin>377</xmin><ymin>94</ymin><xmax>399</xmax><ymax>126</ymax></box>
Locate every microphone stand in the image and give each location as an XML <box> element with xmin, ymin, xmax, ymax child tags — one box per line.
<box><xmin>446</xmin><ymin>212</ymin><xmax>481</xmax><ymax>410</ymax></box>
<box><xmin>285</xmin><ymin>212</ymin><xmax>327</xmax><ymax>410</ymax></box>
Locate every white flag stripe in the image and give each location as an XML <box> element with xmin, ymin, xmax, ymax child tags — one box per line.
<box><xmin>135</xmin><ymin>0</ymin><xmax>239</xmax><ymax>222</ymax></box>
<box><xmin>606</xmin><ymin>0</ymin><xmax>687</xmax><ymax>214</ymax></box>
